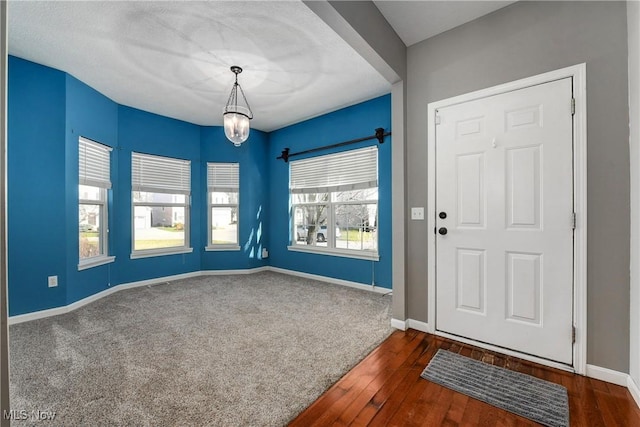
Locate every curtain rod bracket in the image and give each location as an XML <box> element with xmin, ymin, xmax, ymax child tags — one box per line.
<box><xmin>277</xmin><ymin>148</ymin><xmax>290</xmax><ymax>163</ymax></box>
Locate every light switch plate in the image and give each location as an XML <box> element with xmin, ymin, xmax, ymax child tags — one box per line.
<box><xmin>411</xmin><ymin>207</ymin><xmax>425</xmax><ymax>220</ymax></box>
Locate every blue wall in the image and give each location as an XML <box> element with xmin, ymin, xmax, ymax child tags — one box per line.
<box><xmin>7</xmin><ymin>57</ymin><xmax>390</xmax><ymax>316</ymax></box>
<box><xmin>115</xmin><ymin>106</ymin><xmax>203</xmax><ymax>284</ymax></box>
<box><xmin>8</xmin><ymin>57</ymin><xmax>67</xmax><ymax>314</ymax></box>
<box><xmin>268</xmin><ymin>95</ymin><xmax>392</xmax><ymax>288</ymax></box>
<box><xmin>200</xmin><ymin>126</ymin><xmax>270</xmax><ymax>271</ymax></box>
<box><xmin>65</xmin><ymin>74</ymin><xmax>119</xmax><ymax>303</ymax></box>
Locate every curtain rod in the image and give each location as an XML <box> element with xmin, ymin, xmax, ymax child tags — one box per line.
<box><xmin>276</xmin><ymin>127</ymin><xmax>390</xmax><ymax>163</ymax></box>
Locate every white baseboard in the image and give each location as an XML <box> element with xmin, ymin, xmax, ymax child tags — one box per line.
<box><xmin>586</xmin><ymin>365</ymin><xmax>640</xmax><ymax>410</ymax></box>
<box><xmin>267</xmin><ymin>266</ymin><xmax>391</xmax><ymax>295</ymax></box>
<box><xmin>586</xmin><ymin>364</ymin><xmax>629</xmax><ymax>387</ymax></box>
<box><xmin>9</xmin><ymin>266</ymin><xmax>389</xmax><ymax>324</ymax></box>
<box><xmin>8</xmin><ymin>302</ymin><xmax>87</xmax><ymax>325</ymax></box>
<box><xmin>9</xmin><ymin>271</ymin><xmax>202</xmax><ymax>325</ymax></box>
<box><xmin>390</xmin><ymin>319</ymin><xmax>431</xmax><ymax>333</ymax></box>
<box><xmin>9</xmin><ymin>271</ymin><xmax>201</xmax><ymax>325</ymax></box>
<box><xmin>628</xmin><ymin>375</ymin><xmax>640</xmax><ymax>409</ymax></box>
<box><xmin>407</xmin><ymin>319</ymin><xmax>430</xmax><ymax>333</ymax></box>
<box><xmin>118</xmin><ymin>271</ymin><xmax>203</xmax><ymax>290</ymax></box>
<box><xmin>390</xmin><ymin>318</ymin><xmax>406</xmax><ymax>330</ymax></box>
<box><xmin>202</xmin><ymin>267</ymin><xmax>269</xmax><ymax>275</ymax></box>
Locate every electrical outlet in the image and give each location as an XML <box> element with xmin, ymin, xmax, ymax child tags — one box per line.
<box><xmin>261</xmin><ymin>248</ymin><xmax>269</xmax><ymax>259</ymax></box>
<box><xmin>48</xmin><ymin>275</ymin><xmax>58</xmax><ymax>288</ymax></box>
<box><xmin>411</xmin><ymin>207</ymin><xmax>425</xmax><ymax>220</ymax></box>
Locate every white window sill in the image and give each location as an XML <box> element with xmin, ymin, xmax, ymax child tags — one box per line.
<box><xmin>78</xmin><ymin>256</ymin><xmax>116</xmax><ymax>271</ymax></box>
<box><xmin>130</xmin><ymin>247</ymin><xmax>193</xmax><ymax>260</ymax></box>
<box><xmin>287</xmin><ymin>245</ymin><xmax>379</xmax><ymax>261</ymax></box>
<box><xmin>205</xmin><ymin>245</ymin><xmax>241</xmax><ymax>252</ymax></box>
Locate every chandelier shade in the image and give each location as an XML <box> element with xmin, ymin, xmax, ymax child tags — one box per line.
<box><xmin>223</xmin><ymin>66</ymin><xmax>253</xmax><ymax>146</ymax></box>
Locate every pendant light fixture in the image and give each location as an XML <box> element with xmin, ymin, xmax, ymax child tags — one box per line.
<box><xmin>223</xmin><ymin>66</ymin><xmax>253</xmax><ymax>147</ymax></box>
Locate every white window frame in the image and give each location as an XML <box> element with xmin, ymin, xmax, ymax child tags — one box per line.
<box><xmin>131</xmin><ymin>152</ymin><xmax>192</xmax><ymax>259</ymax></box>
<box><xmin>206</xmin><ymin>162</ymin><xmax>240</xmax><ymax>251</ymax></box>
<box><xmin>288</xmin><ymin>146</ymin><xmax>379</xmax><ymax>261</ymax></box>
<box><xmin>78</xmin><ymin>136</ymin><xmax>115</xmax><ymax>270</ymax></box>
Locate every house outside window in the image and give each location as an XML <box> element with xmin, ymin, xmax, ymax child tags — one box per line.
<box><xmin>131</xmin><ymin>152</ymin><xmax>191</xmax><ymax>258</ymax></box>
<box><xmin>207</xmin><ymin>162</ymin><xmax>239</xmax><ymax>250</ymax></box>
<box><xmin>289</xmin><ymin>146</ymin><xmax>379</xmax><ymax>260</ymax></box>
<box><xmin>78</xmin><ymin>136</ymin><xmax>115</xmax><ymax>270</ymax></box>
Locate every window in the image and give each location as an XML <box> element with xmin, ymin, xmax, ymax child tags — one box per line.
<box><xmin>78</xmin><ymin>137</ymin><xmax>114</xmax><ymax>269</ymax></box>
<box><xmin>207</xmin><ymin>163</ymin><xmax>239</xmax><ymax>250</ymax></box>
<box><xmin>131</xmin><ymin>152</ymin><xmax>191</xmax><ymax>258</ymax></box>
<box><xmin>289</xmin><ymin>146</ymin><xmax>378</xmax><ymax>260</ymax></box>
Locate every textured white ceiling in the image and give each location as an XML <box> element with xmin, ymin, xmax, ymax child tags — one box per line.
<box><xmin>9</xmin><ymin>1</ymin><xmax>518</xmax><ymax>131</ymax></box>
<box><xmin>8</xmin><ymin>1</ymin><xmax>391</xmax><ymax>131</ymax></box>
<box><xmin>374</xmin><ymin>1</ymin><xmax>516</xmax><ymax>47</ymax></box>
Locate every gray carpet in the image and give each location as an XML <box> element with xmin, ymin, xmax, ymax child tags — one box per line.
<box><xmin>421</xmin><ymin>349</ymin><xmax>569</xmax><ymax>427</ymax></box>
<box><xmin>9</xmin><ymin>271</ymin><xmax>393</xmax><ymax>426</ymax></box>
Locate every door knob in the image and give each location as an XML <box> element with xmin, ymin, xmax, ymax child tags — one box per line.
<box><xmin>438</xmin><ymin>227</ymin><xmax>448</xmax><ymax>235</ymax></box>
<box><xmin>439</xmin><ymin>212</ymin><xmax>447</xmax><ymax>219</ymax></box>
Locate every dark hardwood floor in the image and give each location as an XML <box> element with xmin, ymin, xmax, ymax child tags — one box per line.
<box><xmin>290</xmin><ymin>330</ymin><xmax>640</xmax><ymax>426</ymax></box>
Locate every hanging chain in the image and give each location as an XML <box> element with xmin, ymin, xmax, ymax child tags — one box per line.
<box><xmin>224</xmin><ymin>82</ymin><xmax>237</xmax><ymax>113</ymax></box>
<box><xmin>223</xmin><ymin>70</ymin><xmax>253</xmax><ymax>118</ymax></box>
<box><xmin>237</xmin><ymin>83</ymin><xmax>253</xmax><ymax>119</ymax></box>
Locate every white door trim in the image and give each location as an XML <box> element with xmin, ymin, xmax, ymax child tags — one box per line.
<box><xmin>426</xmin><ymin>63</ymin><xmax>587</xmax><ymax>374</ymax></box>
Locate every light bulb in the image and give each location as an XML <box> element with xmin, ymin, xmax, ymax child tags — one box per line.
<box><xmin>224</xmin><ymin>112</ymin><xmax>250</xmax><ymax>146</ymax></box>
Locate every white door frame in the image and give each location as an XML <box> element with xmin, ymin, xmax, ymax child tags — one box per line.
<box><xmin>426</xmin><ymin>63</ymin><xmax>587</xmax><ymax>374</ymax></box>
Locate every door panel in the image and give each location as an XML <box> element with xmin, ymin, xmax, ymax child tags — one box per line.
<box><xmin>506</xmin><ymin>146</ymin><xmax>541</xmax><ymax>229</ymax></box>
<box><xmin>456</xmin><ymin>248</ymin><xmax>486</xmax><ymax>314</ymax></box>
<box><xmin>456</xmin><ymin>153</ymin><xmax>485</xmax><ymax>227</ymax></box>
<box><xmin>506</xmin><ymin>251</ymin><xmax>541</xmax><ymax>324</ymax></box>
<box><xmin>435</xmin><ymin>78</ymin><xmax>574</xmax><ymax>364</ymax></box>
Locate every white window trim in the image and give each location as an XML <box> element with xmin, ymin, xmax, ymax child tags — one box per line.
<box><xmin>205</xmin><ymin>244</ymin><xmax>240</xmax><ymax>252</ymax></box>
<box><xmin>207</xmin><ymin>192</ymin><xmax>239</xmax><ymax>249</ymax></box>
<box><xmin>287</xmin><ymin>244</ymin><xmax>379</xmax><ymax>261</ymax></box>
<box><xmin>130</xmin><ymin>247</ymin><xmax>193</xmax><ymax>260</ymax></box>
<box><xmin>79</xmin><ymin>137</ymin><xmax>112</xmax><ymax>265</ymax></box>
<box><xmin>78</xmin><ymin>255</ymin><xmax>115</xmax><ymax>271</ymax></box>
<box><xmin>79</xmin><ymin>190</ymin><xmax>109</xmax><ymax>261</ymax></box>
<box><xmin>288</xmin><ymin>146</ymin><xmax>379</xmax><ymax>259</ymax></box>
<box><xmin>130</xmin><ymin>199</ymin><xmax>192</xmax><ymax>257</ymax></box>
<box><xmin>207</xmin><ymin>162</ymin><xmax>239</xmax><ymax>250</ymax></box>
<box><xmin>131</xmin><ymin>152</ymin><xmax>192</xmax><ymax>258</ymax></box>
<box><xmin>289</xmin><ymin>198</ymin><xmax>379</xmax><ymax>258</ymax></box>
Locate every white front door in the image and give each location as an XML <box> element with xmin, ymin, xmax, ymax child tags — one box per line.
<box><xmin>435</xmin><ymin>78</ymin><xmax>574</xmax><ymax>364</ymax></box>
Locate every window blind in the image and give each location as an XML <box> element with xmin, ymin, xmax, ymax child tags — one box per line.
<box><xmin>132</xmin><ymin>152</ymin><xmax>191</xmax><ymax>194</ymax></box>
<box><xmin>289</xmin><ymin>146</ymin><xmax>378</xmax><ymax>194</ymax></box>
<box><xmin>208</xmin><ymin>163</ymin><xmax>239</xmax><ymax>192</ymax></box>
<box><xmin>79</xmin><ymin>136</ymin><xmax>112</xmax><ymax>189</ymax></box>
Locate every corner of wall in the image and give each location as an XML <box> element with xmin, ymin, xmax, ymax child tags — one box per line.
<box><xmin>629</xmin><ymin>374</ymin><xmax>640</xmax><ymax>409</ymax></box>
<box><xmin>628</xmin><ymin>0</ymin><xmax>640</xmax><ymax>386</ymax></box>
<box><xmin>391</xmin><ymin>80</ymin><xmax>407</xmax><ymax>321</ymax></box>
